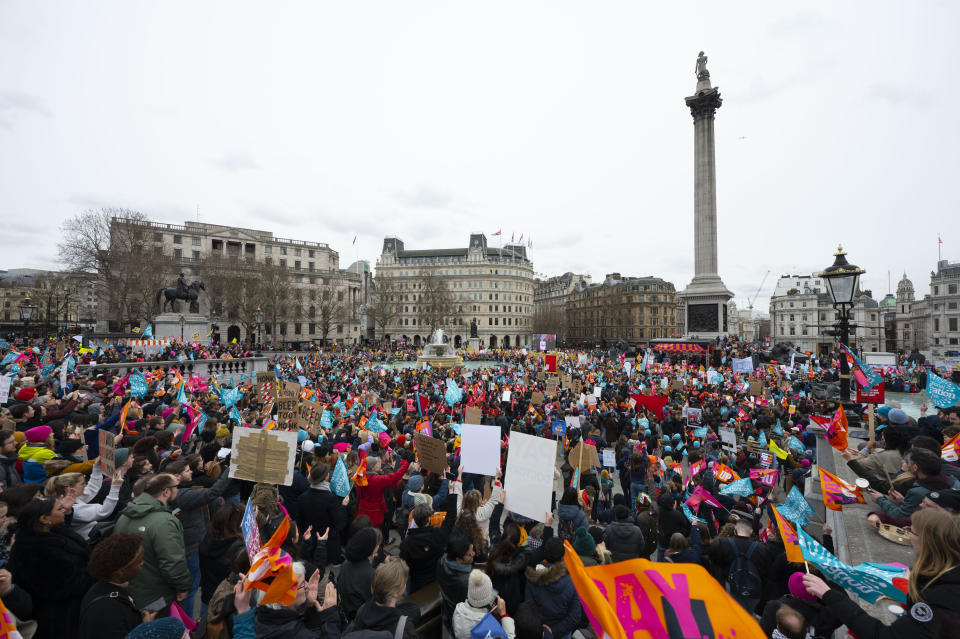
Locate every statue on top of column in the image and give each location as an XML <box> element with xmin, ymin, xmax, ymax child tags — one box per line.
<box><xmin>695</xmin><ymin>51</ymin><xmax>710</xmax><ymax>80</ymax></box>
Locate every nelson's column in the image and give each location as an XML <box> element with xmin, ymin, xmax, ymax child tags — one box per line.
<box><xmin>678</xmin><ymin>51</ymin><xmax>733</xmax><ymax>338</ymax></box>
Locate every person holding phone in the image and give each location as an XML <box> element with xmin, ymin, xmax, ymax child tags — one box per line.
<box><xmin>453</xmin><ymin>568</ymin><xmax>514</xmax><ymax>639</ymax></box>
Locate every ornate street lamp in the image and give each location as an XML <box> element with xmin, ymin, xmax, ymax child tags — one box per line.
<box><xmin>819</xmin><ymin>245</ymin><xmax>865</xmax><ymax>403</ymax></box>
<box><xmin>19</xmin><ymin>297</ymin><xmax>37</xmax><ymax>336</ymax></box>
<box><xmin>254</xmin><ymin>306</ymin><xmax>264</xmax><ymax>346</ymax></box>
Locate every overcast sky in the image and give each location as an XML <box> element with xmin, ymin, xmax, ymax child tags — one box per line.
<box><xmin>1</xmin><ymin>2</ymin><xmax>956</xmax><ymax>313</ymax></box>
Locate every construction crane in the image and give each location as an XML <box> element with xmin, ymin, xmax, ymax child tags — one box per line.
<box><xmin>747</xmin><ymin>270</ymin><xmax>771</xmax><ymax>310</ymax></box>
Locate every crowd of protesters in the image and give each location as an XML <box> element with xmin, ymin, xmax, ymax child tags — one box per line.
<box><xmin>0</xmin><ymin>332</ymin><xmax>958</xmax><ymax>639</ymax></box>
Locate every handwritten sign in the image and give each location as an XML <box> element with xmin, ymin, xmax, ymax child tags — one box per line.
<box><xmin>545</xmin><ymin>378</ymin><xmax>559</xmax><ymax>397</ymax></box>
<box><xmin>414</xmin><ymin>433</ymin><xmax>448</xmax><ymax>474</ymax></box>
<box><xmin>98</xmin><ymin>429</ymin><xmax>116</xmax><ymax>476</ymax></box>
<box><xmin>531</xmin><ymin>391</ymin><xmax>544</xmax><ymax>406</ymax></box>
<box><xmin>465</xmin><ymin>406</ymin><xmax>482</xmax><ymax>425</ymax></box>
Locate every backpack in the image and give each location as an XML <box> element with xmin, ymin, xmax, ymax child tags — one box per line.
<box><xmin>558</xmin><ymin>516</ymin><xmax>577</xmax><ymax>542</ymax></box>
<box><xmin>343</xmin><ymin>615</ymin><xmax>407</xmax><ymax>639</ymax></box>
<box><xmin>725</xmin><ymin>538</ymin><xmax>763</xmax><ymax>600</ymax></box>
<box><xmin>471</xmin><ymin>611</ymin><xmax>509</xmax><ymax>639</ymax></box>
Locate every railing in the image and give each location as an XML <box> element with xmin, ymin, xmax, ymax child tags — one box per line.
<box><xmin>78</xmin><ymin>356</ymin><xmax>274</xmax><ymax>380</ymax></box>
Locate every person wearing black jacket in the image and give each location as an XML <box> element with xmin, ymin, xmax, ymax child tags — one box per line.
<box><xmin>656</xmin><ymin>493</ymin><xmax>688</xmax><ymax>561</ymax></box>
<box><xmin>705</xmin><ymin>518</ymin><xmax>773</xmax><ymax>615</ymax></box>
<box><xmin>399</xmin><ymin>493</ymin><xmax>458</xmax><ymax>593</ymax></box>
<box><xmin>603</xmin><ymin>505</ymin><xmax>646</xmax><ymax>562</ymax></box>
<box><xmin>78</xmin><ymin>533</ymin><xmax>145</xmax><ymax>639</ymax></box>
<box><xmin>296</xmin><ymin>462</ymin><xmax>350</xmax><ymax>564</ymax></box>
<box><xmin>198</xmin><ymin>502</ymin><xmax>245</xmax><ymax>607</ymax></box>
<box><xmin>437</xmin><ymin>532</ymin><xmax>475</xmax><ymax>634</ymax></box>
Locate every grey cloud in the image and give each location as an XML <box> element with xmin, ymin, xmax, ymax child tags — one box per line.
<box><xmin>0</xmin><ymin>90</ymin><xmax>50</xmax><ymax>129</ymax></box>
<box><xmin>211</xmin><ymin>152</ymin><xmax>261</xmax><ymax>172</ymax></box>
<box><xmin>391</xmin><ymin>186</ymin><xmax>455</xmax><ymax>209</ymax></box>
<box><xmin>867</xmin><ymin>84</ymin><xmax>934</xmax><ymax>108</ymax></box>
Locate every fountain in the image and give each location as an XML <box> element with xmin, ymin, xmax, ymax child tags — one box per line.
<box><xmin>417</xmin><ymin>329</ymin><xmax>463</xmax><ymax>369</ymax></box>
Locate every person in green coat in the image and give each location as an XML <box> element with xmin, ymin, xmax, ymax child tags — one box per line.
<box><xmin>114</xmin><ymin>473</ymin><xmax>193</xmax><ymax>609</ymax></box>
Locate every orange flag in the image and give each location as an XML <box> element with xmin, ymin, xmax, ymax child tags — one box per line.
<box><xmin>771</xmin><ymin>505</ymin><xmax>804</xmax><ymax>563</ymax></box>
<box><xmin>942</xmin><ymin>431</ymin><xmax>960</xmax><ymax>463</ymax></box>
<box><xmin>0</xmin><ymin>595</ymin><xmax>22</xmax><ymax>639</ymax></box>
<box><xmin>812</xmin><ymin>406</ymin><xmax>848</xmax><ymax>451</ymax></box>
<box><xmin>819</xmin><ymin>467</ymin><xmax>864</xmax><ymax>511</ymax></box>
<box><xmin>562</xmin><ymin>541</ymin><xmax>765</xmax><ymax>639</ymax></box>
<box><xmin>118</xmin><ymin>399</ymin><xmax>137</xmax><ymax>435</ymax></box>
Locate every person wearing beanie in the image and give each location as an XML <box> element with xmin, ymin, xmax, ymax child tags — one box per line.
<box><xmin>572</xmin><ymin>526</ymin><xmax>597</xmax><ymax>566</ymax></box>
<box><xmin>19</xmin><ymin>426</ymin><xmax>55</xmax><ymax>465</ymax></box>
<box><xmin>524</xmin><ymin>538</ymin><xmax>580</xmax><ymax>639</ymax></box>
<box><xmin>452</xmin><ymin>569</ymin><xmax>515</xmax><ymax>639</ymax></box>
<box><xmin>337</xmin><ymin>526</ymin><xmax>382</xmax><ymax>622</ymax></box>
<box><xmin>602</xmin><ymin>505</ymin><xmax>646</xmax><ymax>563</ymax></box>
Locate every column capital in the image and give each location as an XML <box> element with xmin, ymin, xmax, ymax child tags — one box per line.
<box><xmin>685</xmin><ymin>87</ymin><xmax>722</xmax><ymax>120</ymax></box>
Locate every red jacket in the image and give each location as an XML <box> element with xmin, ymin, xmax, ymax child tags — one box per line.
<box><xmin>356</xmin><ymin>459</ymin><xmax>409</xmax><ymax>526</ymax></box>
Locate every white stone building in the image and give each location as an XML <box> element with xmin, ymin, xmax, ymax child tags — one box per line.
<box><xmin>374</xmin><ymin>234</ymin><xmax>534</xmax><ymax>349</ymax></box>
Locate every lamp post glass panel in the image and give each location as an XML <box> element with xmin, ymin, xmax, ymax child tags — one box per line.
<box><xmin>179</xmin><ymin>314</ymin><xmax>185</xmax><ymax>342</ymax></box>
<box><xmin>819</xmin><ymin>245</ymin><xmax>865</xmax><ymax>403</ymax></box>
<box><xmin>19</xmin><ymin>297</ymin><xmax>37</xmax><ymax>335</ymax></box>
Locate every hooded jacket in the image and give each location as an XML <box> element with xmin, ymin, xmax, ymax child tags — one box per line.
<box><xmin>602</xmin><ymin>519</ymin><xmax>646</xmax><ymax>563</ymax></box>
<box><xmin>524</xmin><ymin>562</ymin><xmax>581</xmax><ymax>639</ymax></box>
<box><xmin>114</xmin><ymin>493</ymin><xmax>193</xmax><ymax>608</ymax></box>
<box><xmin>820</xmin><ymin>566</ymin><xmax>960</xmax><ymax>639</ymax></box>
<box><xmin>349</xmin><ymin>598</ymin><xmax>421</xmax><ymax>639</ymax></box>
<box><xmin>176</xmin><ymin>470</ymin><xmax>233</xmax><ymax>556</ymax></box>
<box><xmin>437</xmin><ymin>557</ymin><xmax>472</xmax><ymax>632</ymax></box>
<box><xmin>399</xmin><ymin>494</ymin><xmax>458</xmax><ymax>592</ymax></box>
<box><xmin>487</xmin><ymin>550</ymin><xmax>527</xmax><ymax>616</ymax></box>
<box><xmin>254</xmin><ymin>603</ymin><xmax>341</xmax><ymax>639</ymax></box>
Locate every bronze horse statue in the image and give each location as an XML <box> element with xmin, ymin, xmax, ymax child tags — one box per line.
<box><xmin>157</xmin><ymin>281</ymin><xmax>205</xmax><ymax>313</ymax></box>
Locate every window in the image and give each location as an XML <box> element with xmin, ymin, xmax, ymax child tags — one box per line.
<box><xmin>950</xmin><ymin>318</ymin><xmax>959</xmax><ymax>332</ymax></box>
<box><xmin>950</xmin><ymin>302</ymin><xmax>958</xmax><ymax>310</ymax></box>
<box><xmin>294</xmin><ymin>323</ymin><xmax>302</xmax><ymax>335</ymax></box>
<box><xmin>174</xmin><ymin>248</ymin><xmax>182</xmax><ymax>258</ymax></box>
<box><xmin>935</xmin><ymin>319</ymin><xmax>940</xmax><ymax>331</ymax></box>
<box><xmin>280</xmin><ymin>247</ymin><xmax>287</xmax><ymax>255</ymax></box>
<box><xmin>192</xmin><ymin>236</ymin><xmax>201</xmax><ymax>246</ymax></box>
<box><xmin>280</xmin><ymin>323</ymin><xmax>287</xmax><ymax>335</ymax></box>
<box><xmin>309</xmin><ymin>323</ymin><xmax>316</xmax><ymax>334</ymax></box>
<box><xmin>309</xmin><ymin>250</ymin><xmax>315</xmax><ymax>258</ymax></box>
<box><xmin>950</xmin><ymin>284</ymin><xmax>958</xmax><ymax>295</ymax></box>
<box><xmin>295</xmin><ymin>261</ymin><xmax>301</xmax><ymax>269</ymax></box>
<box><xmin>934</xmin><ymin>286</ymin><xmax>939</xmax><ymax>295</ymax></box>
<box><xmin>265</xmin><ymin>257</ymin><xmax>272</xmax><ymax>265</ymax></box>
<box><xmin>264</xmin><ymin>245</ymin><xmax>272</xmax><ymax>254</ymax></box>
<box><xmin>309</xmin><ymin>262</ymin><xmax>314</xmax><ymax>272</ymax></box>
<box><xmin>280</xmin><ymin>259</ymin><xmax>287</xmax><ymax>267</ymax></box>
<box><xmin>192</xmin><ymin>251</ymin><xmax>200</xmax><ymax>260</ymax></box>
<box><xmin>295</xmin><ymin>249</ymin><xmax>302</xmax><ymax>257</ymax></box>
<box><xmin>337</xmin><ymin>324</ymin><xmax>343</xmax><ymax>334</ymax></box>
<box><xmin>952</xmin><ymin>338</ymin><xmax>960</xmax><ymax>345</ymax></box>
<box><xmin>173</xmin><ymin>235</ymin><xmax>182</xmax><ymax>244</ymax></box>
<box><xmin>153</xmin><ymin>232</ymin><xmax>163</xmax><ymax>242</ymax></box>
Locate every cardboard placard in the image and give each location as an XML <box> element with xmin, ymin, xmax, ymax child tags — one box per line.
<box><xmin>297</xmin><ymin>399</ymin><xmax>324</xmax><ymax>434</ymax></box>
<box><xmin>276</xmin><ymin>397</ymin><xmax>298</xmax><ymax>428</ymax></box>
<box><xmin>465</xmin><ymin>406</ymin><xmax>483</xmax><ymax>425</ymax></box>
<box><xmin>749</xmin><ymin>381</ymin><xmax>762</xmax><ymax>397</ymax></box>
<box><xmin>531</xmin><ymin>392</ymin><xmax>544</xmax><ymax>406</ymax></box>
<box><xmin>572</xmin><ymin>380</ymin><xmax>581</xmax><ymax>394</ymax></box>
<box><xmin>281</xmin><ymin>380</ymin><xmax>301</xmax><ymax>397</ymax></box>
<box><xmin>229</xmin><ymin>428</ymin><xmax>298</xmax><ymax>486</ymax></box>
<box><xmin>561</xmin><ymin>374</ymin><xmax>572</xmax><ymax>388</ymax></box>
<box><xmin>503</xmin><ymin>432</ymin><xmax>555</xmax><ymax>523</ymax></box>
<box><xmin>536</xmin><ymin>371</ymin><xmax>546</xmax><ymax>381</ymax></box>
<box><xmin>570</xmin><ymin>441</ymin><xmax>601</xmax><ymax>471</ymax></box>
<box><xmin>545</xmin><ymin>378</ymin><xmax>559</xmax><ymax>397</ymax></box>
<box><xmin>98</xmin><ymin>429</ymin><xmax>115</xmax><ymax>476</ymax></box>
<box><xmin>56</xmin><ymin>341</ymin><xmax>65</xmax><ymax>361</ymax></box>
<box><xmin>382</xmin><ymin>401</ymin><xmax>394</xmax><ymax>414</ymax></box>
<box><xmin>671</xmin><ymin>380</ymin><xmax>684</xmax><ymax>392</ymax></box>
<box><xmin>257</xmin><ymin>372</ymin><xmax>278</xmax><ymax>401</ymax></box>
<box><xmin>414</xmin><ymin>433</ymin><xmax>448</xmax><ymax>474</ymax></box>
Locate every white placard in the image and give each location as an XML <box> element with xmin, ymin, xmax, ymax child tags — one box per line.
<box><xmin>0</xmin><ymin>377</ymin><xmax>10</xmax><ymax>404</ymax></box>
<box><xmin>565</xmin><ymin>416</ymin><xmax>581</xmax><ymax>433</ymax></box>
<box><xmin>501</xmin><ymin>390</ymin><xmax>512</xmax><ymax>402</ymax></box>
<box><xmin>503</xmin><ymin>432</ymin><xmax>556</xmax><ymax>523</ymax></box>
<box><xmin>624</xmin><ymin>361</ymin><xmax>632</xmax><ymax>376</ymax></box>
<box><xmin>460</xmin><ymin>424</ymin><xmax>501</xmax><ymax>476</ymax></box>
<box><xmin>593</xmin><ymin>386</ymin><xmax>601</xmax><ymax>398</ymax></box>
<box><xmin>719</xmin><ymin>426</ymin><xmax>737</xmax><ymax>448</ymax></box>
<box><xmin>661</xmin><ymin>377</ymin><xmax>669</xmax><ymax>389</ymax></box>
<box><xmin>602</xmin><ymin>449</ymin><xmax>616</xmax><ymax>467</ymax></box>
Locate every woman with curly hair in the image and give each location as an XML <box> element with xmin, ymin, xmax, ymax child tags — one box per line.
<box><xmin>485</xmin><ymin>522</ymin><xmax>527</xmax><ymax>616</ymax></box>
<box><xmin>78</xmin><ymin>532</ymin><xmax>146</xmax><ymax>639</ymax></box>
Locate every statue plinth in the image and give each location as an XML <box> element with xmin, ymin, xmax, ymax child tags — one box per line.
<box><xmin>466</xmin><ymin>337</ymin><xmax>482</xmax><ymax>354</ymax></box>
<box><xmin>153</xmin><ymin>313</ymin><xmax>211</xmax><ymax>343</ymax></box>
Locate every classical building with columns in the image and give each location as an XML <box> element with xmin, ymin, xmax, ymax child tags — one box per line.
<box><xmin>373</xmin><ymin>234</ymin><xmax>534</xmax><ymax>349</ymax></box>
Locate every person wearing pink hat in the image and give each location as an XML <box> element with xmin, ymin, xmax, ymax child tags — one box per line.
<box><xmin>18</xmin><ymin>426</ymin><xmax>55</xmax><ymax>465</ymax></box>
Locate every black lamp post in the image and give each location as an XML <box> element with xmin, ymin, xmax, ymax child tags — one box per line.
<box><xmin>819</xmin><ymin>245</ymin><xmax>865</xmax><ymax>403</ymax></box>
<box><xmin>19</xmin><ymin>297</ymin><xmax>37</xmax><ymax>337</ymax></box>
<box><xmin>254</xmin><ymin>306</ymin><xmax>264</xmax><ymax>346</ymax></box>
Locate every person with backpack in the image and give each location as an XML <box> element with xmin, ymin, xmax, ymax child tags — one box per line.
<box><xmin>345</xmin><ymin>557</ymin><xmax>420</xmax><ymax>639</ymax></box>
<box><xmin>524</xmin><ymin>538</ymin><xmax>582</xmax><ymax>639</ymax></box>
<box><xmin>556</xmin><ymin>487</ymin><xmax>587</xmax><ymax>542</ymax></box>
<box><xmin>453</xmin><ymin>569</ymin><xmax>515</xmax><ymax>639</ymax></box>
<box><xmin>399</xmin><ymin>494</ymin><xmax>458</xmax><ymax>593</ymax></box>
<box><xmin>706</xmin><ymin>518</ymin><xmax>772</xmax><ymax>614</ymax></box>
<box><xmin>602</xmin><ymin>505</ymin><xmax>645</xmax><ymax>563</ymax></box>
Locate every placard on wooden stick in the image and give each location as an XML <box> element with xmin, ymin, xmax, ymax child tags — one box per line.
<box><xmin>464</xmin><ymin>406</ymin><xmax>482</xmax><ymax>425</ymax></box>
<box><xmin>545</xmin><ymin>378</ymin><xmax>559</xmax><ymax>397</ymax></box>
<box><xmin>275</xmin><ymin>397</ymin><xmax>298</xmax><ymax>429</ymax></box>
<box><xmin>569</xmin><ymin>441</ymin><xmax>601</xmax><ymax>471</ymax></box>
<box><xmin>414</xmin><ymin>433</ymin><xmax>448</xmax><ymax>474</ymax></box>
<box><xmin>281</xmin><ymin>380</ymin><xmax>301</xmax><ymax>398</ymax></box>
<box><xmin>297</xmin><ymin>399</ymin><xmax>324</xmax><ymax>435</ymax></box>
<box><xmin>229</xmin><ymin>428</ymin><xmax>298</xmax><ymax>486</ymax></box>
<box><xmin>749</xmin><ymin>381</ymin><xmax>762</xmax><ymax>397</ymax></box>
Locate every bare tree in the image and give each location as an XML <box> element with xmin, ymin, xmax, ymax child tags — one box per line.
<box><xmin>201</xmin><ymin>254</ymin><xmax>266</xmax><ymax>339</ymax></box>
<box><xmin>258</xmin><ymin>262</ymin><xmax>295</xmax><ymax>344</ymax></box>
<box><xmin>316</xmin><ymin>287</ymin><xmax>345</xmax><ymax>345</ymax></box>
<box><xmin>57</xmin><ymin>209</ymin><xmax>163</xmax><ymax>330</ymax></box>
<box><xmin>368</xmin><ymin>274</ymin><xmax>402</xmax><ymax>339</ymax></box>
<box><xmin>416</xmin><ymin>270</ymin><xmax>459</xmax><ymax>334</ymax></box>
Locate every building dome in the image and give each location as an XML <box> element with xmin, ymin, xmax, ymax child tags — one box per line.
<box><xmin>896</xmin><ymin>273</ymin><xmax>915</xmax><ymax>303</ymax></box>
<box><xmin>879</xmin><ymin>293</ymin><xmax>896</xmax><ymax>309</ymax></box>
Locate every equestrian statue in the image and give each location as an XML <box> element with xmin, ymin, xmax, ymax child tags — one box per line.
<box><xmin>157</xmin><ymin>273</ymin><xmax>206</xmax><ymax>313</ymax></box>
